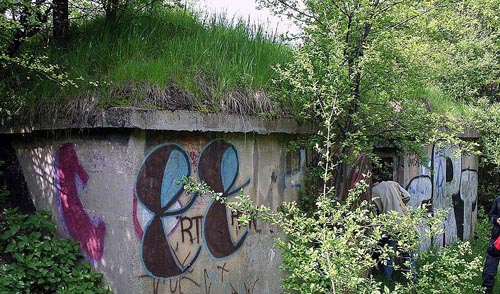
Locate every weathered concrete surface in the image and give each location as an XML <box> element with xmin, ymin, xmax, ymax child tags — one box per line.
<box><xmin>2</xmin><ymin>108</ymin><xmax>480</xmax><ymax>293</ymax></box>
<box><xmin>12</xmin><ymin>130</ymin><xmax>306</xmax><ymax>294</ymax></box>
<box><xmin>0</xmin><ymin>108</ymin><xmax>314</xmax><ymax>135</ymax></box>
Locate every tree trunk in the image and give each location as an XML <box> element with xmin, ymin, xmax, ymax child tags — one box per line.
<box><xmin>53</xmin><ymin>0</ymin><xmax>68</xmax><ymax>40</ymax></box>
<box><xmin>106</xmin><ymin>0</ymin><xmax>119</xmax><ymax>23</ymax></box>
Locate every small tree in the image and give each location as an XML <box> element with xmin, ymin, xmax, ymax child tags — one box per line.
<box><xmin>184</xmin><ymin>174</ymin><xmax>483</xmax><ymax>294</ymax></box>
<box><xmin>184</xmin><ymin>0</ymin><xmax>496</xmax><ymax>292</ymax></box>
<box><xmin>256</xmin><ymin>0</ymin><xmax>497</xmax><ymax>195</ymax></box>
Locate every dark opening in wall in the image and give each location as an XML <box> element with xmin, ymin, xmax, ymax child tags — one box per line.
<box><xmin>0</xmin><ymin>138</ymin><xmax>35</xmax><ymax>214</ymax></box>
<box><xmin>371</xmin><ymin>156</ymin><xmax>395</xmax><ymax>183</ymax></box>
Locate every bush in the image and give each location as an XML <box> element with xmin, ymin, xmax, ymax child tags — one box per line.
<box><xmin>185</xmin><ymin>177</ymin><xmax>488</xmax><ymax>294</ymax></box>
<box><xmin>0</xmin><ymin>208</ymin><xmax>111</xmax><ymax>294</ymax></box>
<box><xmin>415</xmin><ymin>242</ymin><xmax>482</xmax><ymax>293</ymax></box>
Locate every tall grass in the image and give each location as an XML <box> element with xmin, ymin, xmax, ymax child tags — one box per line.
<box><xmin>413</xmin><ymin>86</ymin><xmax>469</xmax><ymax>116</ymax></box>
<box><xmin>33</xmin><ymin>8</ymin><xmax>292</xmax><ymax>111</ymax></box>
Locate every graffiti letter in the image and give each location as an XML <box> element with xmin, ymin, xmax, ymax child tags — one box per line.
<box><xmin>135</xmin><ymin>144</ymin><xmax>201</xmax><ymax>278</ymax></box>
<box><xmin>180</xmin><ymin>217</ymin><xmax>195</xmax><ymax>244</ymax></box>
<box><xmin>55</xmin><ymin>143</ymin><xmax>106</xmax><ymax>261</ymax></box>
<box><xmin>199</xmin><ymin>140</ymin><xmax>249</xmax><ymax>258</ymax></box>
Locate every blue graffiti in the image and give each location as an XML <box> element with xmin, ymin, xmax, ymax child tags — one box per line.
<box><xmin>283</xmin><ymin>147</ymin><xmax>307</xmax><ymax>190</ymax></box>
<box><xmin>135</xmin><ymin>143</ymin><xmax>201</xmax><ymax>279</ymax></box>
<box><xmin>134</xmin><ymin>140</ymin><xmax>251</xmax><ymax>279</ymax></box>
<box><xmin>435</xmin><ymin>153</ymin><xmax>445</xmax><ymax>199</ymax></box>
<box><xmin>198</xmin><ymin>140</ymin><xmax>250</xmax><ymax>259</ymax></box>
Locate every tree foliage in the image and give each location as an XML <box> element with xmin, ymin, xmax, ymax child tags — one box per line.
<box><xmin>258</xmin><ymin>0</ymin><xmax>497</xmax><ymax>182</ymax></box>
<box><xmin>246</xmin><ymin>1</ymin><xmax>498</xmax><ymax>291</ymax></box>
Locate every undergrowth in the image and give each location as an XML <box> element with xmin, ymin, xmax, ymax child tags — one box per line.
<box><xmin>0</xmin><ymin>206</ymin><xmax>111</xmax><ymax>293</ymax></box>
<box><xmin>0</xmin><ymin>163</ymin><xmax>108</xmax><ymax>293</ymax></box>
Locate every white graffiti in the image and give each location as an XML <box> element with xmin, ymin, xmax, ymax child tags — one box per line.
<box><xmin>405</xmin><ymin>146</ymin><xmax>478</xmax><ymax>249</ymax></box>
<box><xmin>460</xmin><ymin>169</ymin><xmax>478</xmax><ymax>240</ymax></box>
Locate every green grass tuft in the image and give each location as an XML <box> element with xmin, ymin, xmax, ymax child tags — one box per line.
<box><xmin>18</xmin><ymin>8</ymin><xmax>293</xmax><ymax>114</ymax></box>
<box><xmin>413</xmin><ymin>86</ymin><xmax>469</xmax><ymax>116</ymax></box>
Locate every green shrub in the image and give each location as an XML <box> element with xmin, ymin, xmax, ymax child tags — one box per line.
<box><xmin>185</xmin><ymin>177</ymin><xmax>488</xmax><ymax>294</ymax></box>
<box><xmin>0</xmin><ymin>208</ymin><xmax>111</xmax><ymax>294</ymax></box>
<box><xmin>415</xmin><ymin>242</ymin><xmax>482</xmax><ymax>293</ymax></box>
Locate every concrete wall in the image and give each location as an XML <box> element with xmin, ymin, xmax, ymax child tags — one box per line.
<box><xmin>2</xmin><ymin>108</ymin><xmax>479</xmax><ymax>292</ymax></box>
<box><xmin>12</xmin><ymin>130</ymin><xmax>305</xmax><ymax>294</ymax></box>
<box><xmin>400</xmin><ymin>145</ymin><xmax>479</xmax><ymax>251</ymax></box>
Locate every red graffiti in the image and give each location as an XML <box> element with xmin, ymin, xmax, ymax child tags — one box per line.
<box><xmin>189</xmin><ymin>151</ymin><xmax>199</xmax><ymax>174</ymax></box>
<box><xmin>56</xmin><ymin>143</ymin><xmax>106</xmax><ymax>261</ymax></box>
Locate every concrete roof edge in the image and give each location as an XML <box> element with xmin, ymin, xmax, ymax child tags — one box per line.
<box><xmin>459</xmin><ymin>128</ymin><xmax>480</xmax><ymax>138</ymax></box>
<box><xmin>0</xmin><ymin>107</ymin><xmax>316</xmax><ymax>135</ymax></box>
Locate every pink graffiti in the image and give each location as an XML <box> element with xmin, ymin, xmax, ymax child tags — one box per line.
<box><xmin>56</xmin><ymin>143</ymin><xmax>106</xmax><ymax>261</ymax></box>
<box><xmin>132</xmin><ymin>194</ymin><xmax>143</xmax><ymax>240</ymax></box>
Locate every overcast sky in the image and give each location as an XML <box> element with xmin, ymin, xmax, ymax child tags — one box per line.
<box><xmin>192</xmin><ymin>0</ymin><xmax>299</xmax><ymax>37</ymax></box>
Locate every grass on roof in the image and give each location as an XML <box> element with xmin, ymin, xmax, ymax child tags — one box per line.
<box><xmin>20</xmin><ymin>7</ymin><xmax>293</xmax><ymax>114</ymax></box>
<box><xmin>414</xmin><ymin>86</ymin><xmax>470</xmax><ymax>116</ymax></box>
<box><xmin>3</xmin><ymin>7</ymin><xmax>470</xmax><ymax>119</ymax></box>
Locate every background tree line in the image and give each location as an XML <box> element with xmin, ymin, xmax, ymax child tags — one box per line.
<box><xmin>257</xmin><ymin>0</ymin><xmax>499</xmax><ymax>200</ymax></box>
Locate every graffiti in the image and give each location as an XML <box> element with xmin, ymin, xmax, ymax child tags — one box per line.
<box><xmin>84</xmin><ymin>148</ymin><xmax>133</xmax><ymax>174</ymax></box>
<box><xmin>283</xmin><ymin>147</ymin><xmax>307</xmax><ymax>190</ymax></box>
<box><xmin>405</xmin><ymin>146</ymin><xmax>478</xmax><ymax>246</ymax></box>
<box><xmin>169</xmin><ymin>270</ymin><xmax>201</xmax><ymax>294</ymax></box>
<box><xmin>199</xmin><ymin>140</ymin><xmax>250</xmax><ymax>258</ymax></box>
<box><xmin>134</xmin><ymin>140</ymin><xmax>253</xmax><ymax>279</ymax></box>
<box><xmin>435</xmin><ymin>147</ymin><xmax>460</xmax><ymax>245</ymax></box>
<box><xmin>133</xmin><ymin>195</ymin><xmax>181</xmax><ymax>241</ymax></box>
<box><xmin>55</xmin><ymin>143</ymin><xmax>106</xmax><ymax>261</ymax></box>
<box><xmin>204</xmin><ymin>268</ymin><xmax>216</xmax><ymax>294</ymax></box>
<box><xmin>135</xmin><ymin>143</ymin><xmax>201</xmax><ymax>279</ymax></box>
<box><xmin>179</xmin><ymin>215</ymin><xmax>204</xmax><ymax>244</ymax></box>
<box><xmin>152</xmin><ymin>264</ymin><xmax>260</xmax><ymax>294</ymax></box>
<box><xmin>189</xmin><ymin>151</ymin><xmax>199</xmax><ymax>174</ymax></box>
<box><xmin>217</xmin><ymin>263</ymin><xmax>229</xmax><ymax>283</ymax></box>
<box><xmin>231</xmin><ymin>211</ymin><xmax>258</xmax><ymax>232</ymax></box>
<box><xmin>459</xmin><ymin>169</ymin><xmax>478</xmax><ymax>240</ymax></box>
<box><xmin>406</xmin><ymin>175</ymin><xmax>432</xmax><ymax>208</ymax></box>
<box><xmin>144</xmin><ymin>261</ymin><xmax>259</xmax><ymax>294</ymax></box>
<box><xmin>144</xmin><ymin>255</ymin><xmax>200</xmax><ymax>294</ymax></box>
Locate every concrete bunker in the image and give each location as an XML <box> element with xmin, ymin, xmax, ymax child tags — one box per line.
<box><xmin>0</xmin><ymin>108</ymin><xmax>479</xmax><ymax>293</ymax></box>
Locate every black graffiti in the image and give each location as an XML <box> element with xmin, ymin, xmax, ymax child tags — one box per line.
<box><xmin>231</xmin><ymin>210</ymin><xmax>258</xmax><ymax>231</ymax></box>
<box><xmin>178</xmin><ymin>212</ymin><xmax>258</xmax><ymax>245</ymax></box>
<box><xmin>179</xmin><ymin>215</ymin><xmax>203</xmax><ymax>244</ymax></box>
<box><xmin>405</xmin><ymin>146</ymin><xmax>478</xmax><ymax>243</ymax></box>
<box><xmin>217</xmin><ymin>263</ymin><xmax>229</xmax><ymax>283</ymax></box>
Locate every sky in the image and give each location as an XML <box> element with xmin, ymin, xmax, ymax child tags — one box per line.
<box><xmin>192</xmin><ymin>0</ymin><xmax>299</xmax><ymax>37</ymax></box>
